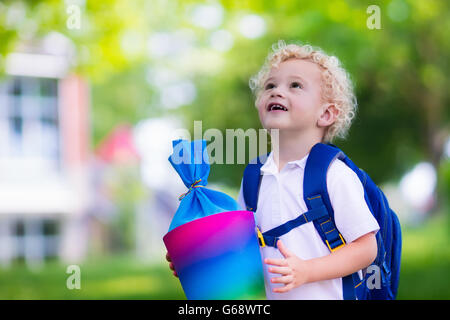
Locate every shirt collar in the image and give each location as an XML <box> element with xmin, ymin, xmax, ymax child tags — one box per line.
<box><xmin>260</xmin><ymin>150</ymin><xmax>309</xmax><ymax>175</ymax></box>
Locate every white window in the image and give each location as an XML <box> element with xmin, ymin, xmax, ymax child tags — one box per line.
<box><xmin>9</xmin><ymin>217</ymin><xmax>61</xmax><ymax>264</ymax></box>
<box><xmin>0</xmin><ymin>76</ymin><xmax>60</xmax><ymax>174</ymax></box>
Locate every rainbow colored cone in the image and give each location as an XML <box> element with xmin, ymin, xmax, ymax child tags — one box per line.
<box><xmin>163</xmin><ymin>210</ymin><xmax>265</xmax><ymax>300</ymax></box>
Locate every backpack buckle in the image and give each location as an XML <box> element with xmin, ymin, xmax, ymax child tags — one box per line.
<box><xmin>326</xmin><ymin>233</ymin><xmax>346</xmax><ymax>252</ymax></box>
<box><xmin>256</xmin><ymin>227</ymin><xmax>266</xmax><ymax>248</ymax></box>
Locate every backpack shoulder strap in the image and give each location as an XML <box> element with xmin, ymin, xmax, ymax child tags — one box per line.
<box><xmin>242</xmin><ymin>152</ymin><xmax>270</xmax><ymax>212</ymax></box>
<box><xmin>304</xmin><ymin>143</ymin><xmax>359</xmax><ymax>300</ymax></box>
<box><xmin>303</xmin><ymin>142</ymin><xmax>344</xmax><ymax>241</ymax></box>
<box><xmin>303</xmin><ymin>143</ymin><xmax>343</xmax><ymax>214</ymax></box>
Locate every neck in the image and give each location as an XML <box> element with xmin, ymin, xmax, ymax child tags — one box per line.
<box><xmin>270</xmin><ymin>129</ymin><xmax>323</xmax><ymax>172</ymax></box>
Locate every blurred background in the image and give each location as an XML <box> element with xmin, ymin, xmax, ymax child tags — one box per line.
<box><xmin>0</xmin><ymin>0</ymin><xmax>448</xmax><ymax>299</ymax></box>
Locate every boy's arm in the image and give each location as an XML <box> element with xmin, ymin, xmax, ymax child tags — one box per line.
<box><xmin>305</xmin><ymin>231</ymin><xmax>377</xmax><ymax>283</ymax></box>
<box><xmin>265</xmin><ymin>232</ymin><xmax>377</xmax><ymax>293</ymax></box>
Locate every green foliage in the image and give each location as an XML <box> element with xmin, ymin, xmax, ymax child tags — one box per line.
<box><xmin>1</xmin><ymin>0</ymin><xmax>449</xmax><ymax>188</ymax></box>
<box><xmin>437</xmin><ymin>159</ymin><xmax>450</xmax><ymax>210</ymax></box>
<box><xmin>397</xmin><ymin>212</ymin><xmax>450</xmax><ymax>299</ymax></box>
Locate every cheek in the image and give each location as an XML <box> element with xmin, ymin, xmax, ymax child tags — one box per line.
<box><xmin>256</xmin><ymin>95</ymin><xmax>266</xmax><ymax>112</ymax></box>
<box><xmin>288</xmin><ymin>96</ymin><xmax>321</xmax><ymax>123</ymax></box>
<box><xmin>255</xmin><ymin>97</ymin><xmax>268</xmax><ymax>124</ymax></box>
<box><xmin>293</xmin><ymin>91</ymin><xmax>321</xmax><ymax>111</ymax></box>
<box><xmin>257</xmin><ymin>104</ymin><xmax>265</xmax><ymax>123</ymax></box>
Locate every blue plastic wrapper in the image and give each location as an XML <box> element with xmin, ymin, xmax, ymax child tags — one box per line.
<box><xmin>167</xmin><ymin>139</ymin><xmax>240</xmax><ymax>232</ymax></box>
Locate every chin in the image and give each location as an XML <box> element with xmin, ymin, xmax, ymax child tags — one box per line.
<box><xmin>263</xmin><ymin>121</ymin><xmax>290</xmax><ymax>131</ymax></box>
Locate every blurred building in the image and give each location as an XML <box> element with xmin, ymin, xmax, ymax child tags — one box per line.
<box><xmin>133</xmin><ymin>117</ymin><xmax>187</xmax><ymax>261</ymax></box>
<box><xmin>90</xmin><ymin>118</ymin><xmax>184</xmax><ymax>262</ymax></box>
<box><xmin>91</xmin><ymin>124</ymin><xmax>141</xmax><ymax>254</ymax></box>
<box><xmin>0</xmin><ymin>33</ymin><xmax>91</xmax><ymax>268</ymax></box>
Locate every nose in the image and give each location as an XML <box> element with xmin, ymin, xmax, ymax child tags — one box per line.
<box><xmin>270</xmin><ymin>87</ymin><xmax>284</xmax><ymax>98</ymax></box>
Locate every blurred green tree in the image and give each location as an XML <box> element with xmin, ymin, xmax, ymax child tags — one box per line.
<box><xmin>0</xmin><ymin>0</ymin><xmax>448</xmax><ymax>200</ymax></box>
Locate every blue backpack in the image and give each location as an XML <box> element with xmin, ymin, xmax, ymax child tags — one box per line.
<box><xmin>242</xmin><ymin>143</ymin><xmax>402</xmax><ymax>300</ymax></box>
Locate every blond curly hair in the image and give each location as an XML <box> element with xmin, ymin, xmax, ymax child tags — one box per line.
<box><xmin>249</xmin><ymin>40</ymin><xmax>357</xmax><ymax>142</ymax></box>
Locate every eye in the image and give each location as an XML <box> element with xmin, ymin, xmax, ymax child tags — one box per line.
<box><xmin>264</xmin><ymin>83</ymin><xmax>275</xmax><ymax>90</ymax></box>
<box><xmin>291</xmin><ymin>81</ymin><xmax>303</xmax><ymax>89</ymax></box>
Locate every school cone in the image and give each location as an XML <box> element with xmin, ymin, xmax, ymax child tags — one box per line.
<box><xmin>163</xmin><ymin>210</ymin><xmax>265</xmax><ymax>300</ymax></box>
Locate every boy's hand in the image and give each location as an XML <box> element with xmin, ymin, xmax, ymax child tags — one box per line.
<box><xmin>264</xmin><ymin>240</ymin><xmax>310</xmax><ymax>293</ymax></box>
<box><xmin>165</xmin><ymin>252</ymin><xmax>179</xmax><ymax>278</ymax></box>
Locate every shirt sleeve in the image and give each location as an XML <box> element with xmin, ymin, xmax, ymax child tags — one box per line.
<box><xmin>236</xmin><ymin>178</ymin><xmax>247</xmax><ymax>211</ymax></box>
<box><xmin>326</xmin><ymin>159</ymin><xmax>380</xmax><ymax>244</ymax></box>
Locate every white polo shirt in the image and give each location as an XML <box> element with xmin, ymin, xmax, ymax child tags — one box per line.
<box><xmin>237</xmin><ymin>151</ymin><xmax>379</xmax><ymax>300</ymax></box>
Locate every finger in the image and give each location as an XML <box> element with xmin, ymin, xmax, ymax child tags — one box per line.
<box><xmin>273</xmin><ymin>283</ymin><xmax>294</xmax><ymax>293</ymax></box>
<box><xmin>169</xmin><ymin>262</ymin><xmax>175</xmax><ymax>271</ymax></box>
<box><xmin>271</xmin><ymin>275</ymin><xmax>293</xmax><ymax>284</ymax></box>
<box><xmin>166</xmin><ymin>252</ymin><xmax>172</xmax><ymax>262</ymax></box>
<box><xmin>173</xmin><ymin>270</ymin><xmax>178</xmax><ymax>278</ymax></box>
<box><xmin>277</xmin><ymin>240</ymin><xmax>292</xmax><ymax>258</ymax></box>
<box><xmin>268</xmin><ymin>266</ymin><xmax>291</xmax><ymax>275</ymax></box>
<box><xmin>264</xmin><ymin>258</ymin><xmax>287</xmax><ymax>267</ymax></box>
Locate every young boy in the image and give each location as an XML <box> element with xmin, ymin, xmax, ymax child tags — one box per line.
<box><xmin>167</xmin><ymin>40</ymin><xmax>379</xmax><ymax>300</ymax></box>
<box><xmin>236</xmin><ymin>40</ymin><xmax>380</xmax><ymax>299</ymax></box>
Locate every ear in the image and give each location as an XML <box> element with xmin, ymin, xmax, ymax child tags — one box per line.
<box><xmin>317</xmin><ymin>103</ymin><xmax>339</xmax><ymax>128</ymax></box>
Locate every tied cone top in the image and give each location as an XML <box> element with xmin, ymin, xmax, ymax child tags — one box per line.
<box><xmin>167</xmin><ymin>139</ymin><xmax>240</xmax><ymax>231</ymax></box>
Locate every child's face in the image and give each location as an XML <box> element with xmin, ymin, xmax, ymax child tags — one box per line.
<box><xmin>256</xmin><ymin>58</ymin><xmax>324</xmax><ymax>134</ymax></box>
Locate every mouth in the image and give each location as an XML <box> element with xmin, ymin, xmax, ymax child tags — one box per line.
<box><xmin>267</xmin><ymin>102</ymin><xmax>288</xmax><ymax>112</ymax></box>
